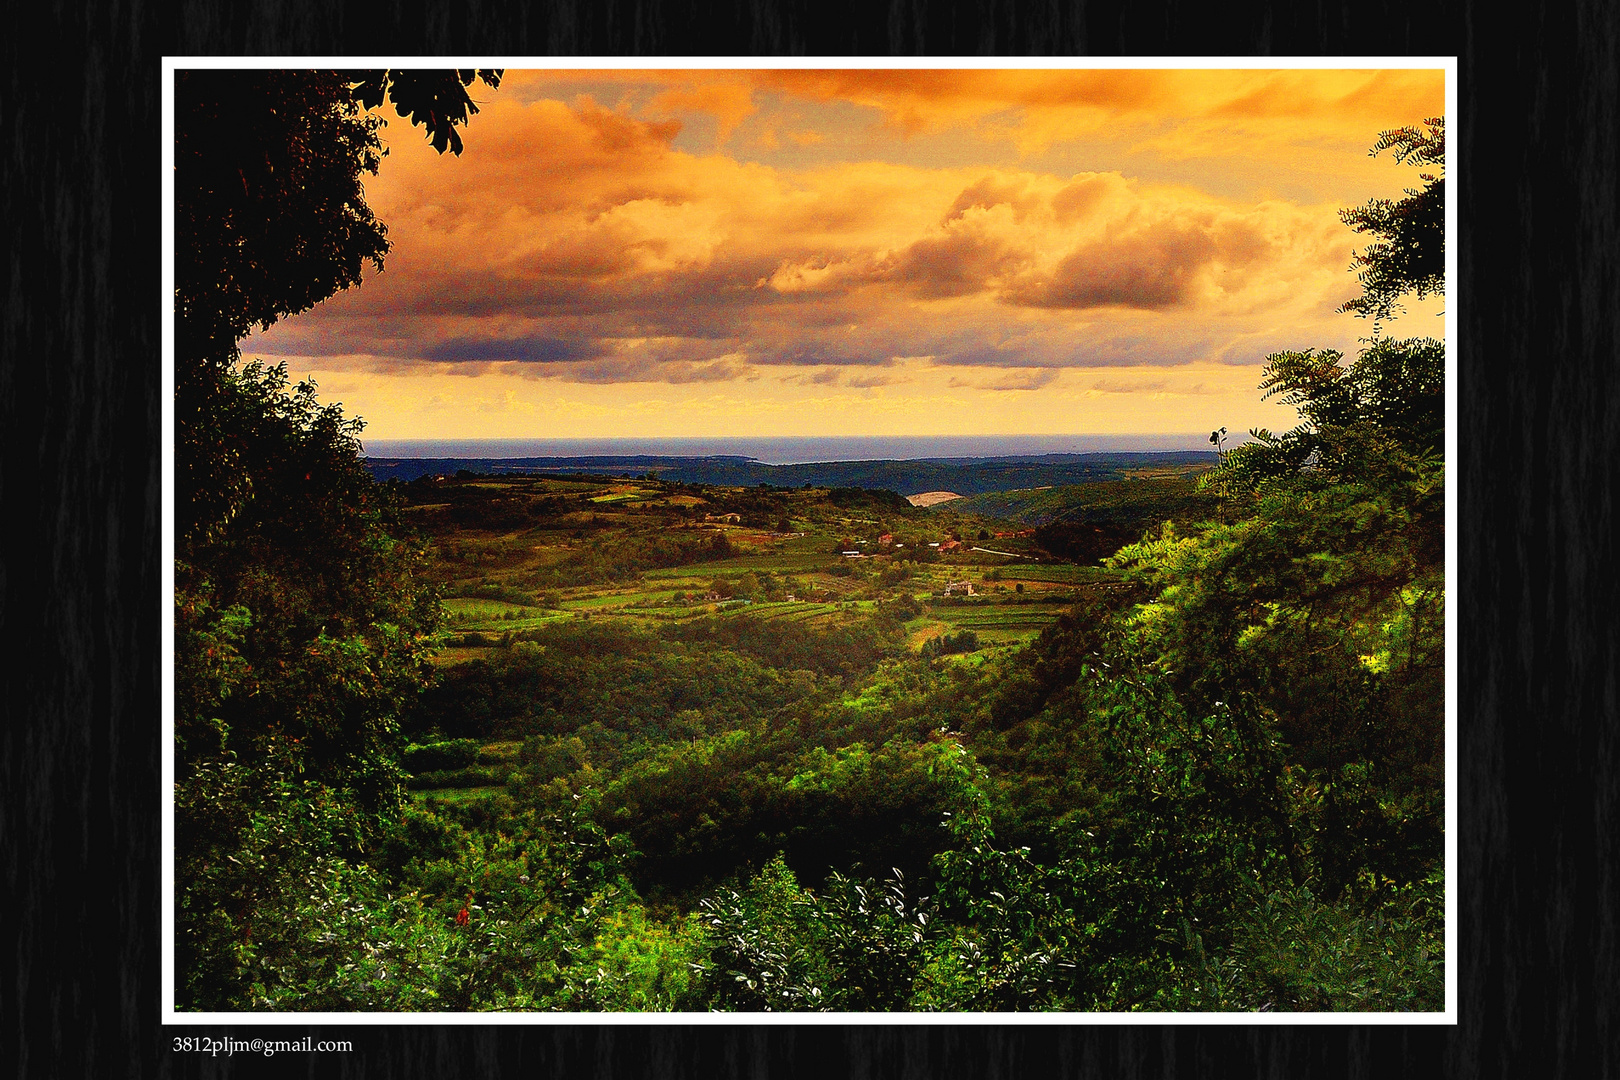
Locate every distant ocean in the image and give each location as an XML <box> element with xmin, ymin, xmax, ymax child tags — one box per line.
<box><xmin>361</xmin><ymin>434</ymin><xmax>1217</xmax><ymax>465</ymax></box>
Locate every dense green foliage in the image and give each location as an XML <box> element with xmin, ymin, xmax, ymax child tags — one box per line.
<box><xmin>956</xmin><ymin>472</ymin><xmax>1217</xmax><ymax>528</ymax></box>
<box><xmin>174</xmin><ymin>69</ymin><xmax>501</xmax><ymax>1009</ymax></box>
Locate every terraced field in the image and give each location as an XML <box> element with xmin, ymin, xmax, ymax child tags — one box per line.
<box><xmin>404</xmin><ymin>470</ymin><xmax>1157</xmax><ymax>674</ymax></box>
<box><xmin>929</xmin><ymin>603</ymin><xmax>1064</xmax><ymax>644</ymax></box>
<box><xmin>441</xmin><ymin>597</ymin><xmax>545</xmax><ymax>624</ymax></box>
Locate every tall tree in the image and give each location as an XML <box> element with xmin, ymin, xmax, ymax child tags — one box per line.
<box><xmin>174</xmin><ymin>68</ymin><xmax>504</xmax><ymax>783</ymax></box>
<box><xmin>1109</xmin><ymin>118</ymin><xmax>1448</xmax><ymax>909</ymax></box>
<box><xmin>173</xmin><ymin>69</ymin><xmax>501</xmax><ymax>1008</ymax></box>
<box><xmin>176</xmin><ymin>68</ymin><xmax>502</xmax><ymax>547</ymax></box>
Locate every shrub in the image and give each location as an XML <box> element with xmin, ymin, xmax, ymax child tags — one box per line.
<box><xmin>403</xmin><ymin>739</ymin><xmax>482</xmax><ymax>774</ymax></box>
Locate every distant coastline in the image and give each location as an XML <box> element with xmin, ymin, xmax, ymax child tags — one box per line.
<box><xmin>360</xmin><ymin>433</ymin><xmax>1226</xmax><ymax>466</ymax></box>
<box><xmin>360</xmin><ymin>446</ymin><xmax>1221</xmax><ymax>495</ymax></box>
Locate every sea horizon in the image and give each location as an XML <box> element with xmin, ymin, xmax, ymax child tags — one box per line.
<box><xmin>361</xmin><ymin>433</ymin><xmax>1224</xmax><ymax>466</ymax></box>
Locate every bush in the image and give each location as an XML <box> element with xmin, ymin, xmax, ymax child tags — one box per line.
<box><xmin>406</xmin><ymin>765</ymin><xmax>512</xmax><ymax>790</ymax></box>
<box><xmin>1152</xmin><ymin>881</ymin><xmax>1445</xmax><ymax>1011</ymax></box>
<box><xmin>922</xmin><ymin>631</ymin><xmax>980</xmax><ymax>658</ymax></box>
<box><xmin>403</xmin><ymin>739</ymin><xmax>482</xmax><ymax>774</ymax></box>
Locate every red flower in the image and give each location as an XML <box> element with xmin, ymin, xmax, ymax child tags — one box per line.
<box><xmin>455</xmin><ymin>906</ymin><xmax>469</xmax><ymax>927</ymax></box>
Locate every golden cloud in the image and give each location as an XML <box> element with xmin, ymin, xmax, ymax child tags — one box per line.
<box><xmin>245</xmin><ymin>68</ymin><xmax>1438</xmax><ymax>391</ymax></box>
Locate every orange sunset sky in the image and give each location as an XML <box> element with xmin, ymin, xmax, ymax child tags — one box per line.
<box><xmin>239</xmin><ymin>66</ymin><xmax>1448</xmax><ymax>443</ymax></box>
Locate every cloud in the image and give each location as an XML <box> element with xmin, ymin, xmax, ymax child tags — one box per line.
<box><xmin>648</xmin><ymin>81</ymin><xmax>757</xmax><ymax>142</ymax></box>
<box><xmin>949</xmin><ymin>368</ymin><xmax>1062</xmax><ymax>391</ymax></box>
<box><xmin>746</xmin><ymin>69</ymin><xmax>1442</xmax><ymax>158</ymax></box>
<box><xmin>1090</xmin><ymin>377</ymin><xmax>1170</xmax><ymax>394</ymax></box>
<box><xmin>1017</xmin><ymin>219</ymin><xmax>1224</xmax><ymax>310</ymax></box>
<box><xmin>845</xmin><ymin>371</ymin><xmax>903</xmax><ymax>388</ymax></box>
<box><xmin>752</xmin><ymin>69</ymin><xmax>1178</xmax><ymax>138</ymax></box>
<box><xmin>244</xmin><ymin>69</ymin><xmax>1434</xmax><ymax>394</ymax></box>
<box><xmin>1050</xmin><ymin>173</ymin><xmax>1127</xmax><ymax>223</ymax></box>
<box><xmin>422</xmin><ymin>335</ymin><xmax>600</xmax><ymax>364</ymax></box>
<box><xmin>943</xmin><ymin>175</ymin><xmax>1042</xmax><ymax>223</ymax></box>
<box><xmin>552</xmin><ymin>356</ymin><xmax>758</xmax><ymax>384</ymax></box>
<box><xmin>888</xmin><ymin>229</ymin><xmax>1023</xmax><ymax>300</ymax></box>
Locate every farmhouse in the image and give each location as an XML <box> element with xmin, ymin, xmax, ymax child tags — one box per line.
<box><xmin>942</xmin><ymin>581</ymin><xmax>975</xmax><ymax>597</ymax></box>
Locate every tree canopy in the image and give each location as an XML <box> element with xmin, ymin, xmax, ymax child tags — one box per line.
<box><xmin>1213</xmin><ymin>118</ymin><xmax>1445</xmax><ymax>494</ymax></box>
<box><xmin>1106</xmin><ymin>117</ymin><xmax>1447</xmax><ymax>916</ymax></box>
<box><xmin>350</xmin><ymin>69</ymin><xmax>504</xmax><ymax>156</ymax></box>
<box><xmin>1335</xmin><ymin>118</ymin><xmax>1445</xmax><ymax>327</ymax></box>
<box><xmin>173</xmin><ymin>70</ymin><xmax>501</xmax><ymax>1008</ymax></box>
<box><xmin>174</xmin><ymin>64</ymin><xmax>506</xmax><ymax>802</ymax></box>
<box><xmin>175</xmin><ymin>68</ymin><xmax>502</xmax><ymax>373</ymax></box>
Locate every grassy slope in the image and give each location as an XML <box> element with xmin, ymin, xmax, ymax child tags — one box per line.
<box><xmin>950</xmin><ymin>470</ymin><xmax>1219</xmax><ymax>528</ymax></box>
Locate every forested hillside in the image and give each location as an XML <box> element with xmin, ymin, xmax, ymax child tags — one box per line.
<box><xmin>362</xmin><ymin>451</ymin><xmax>1219</xmax><ymax>494</ymax></box>
<box><xmin>173</xmin><ymin>76</ymin><xmax>1445</xmax><ymax>1012</ymax></box>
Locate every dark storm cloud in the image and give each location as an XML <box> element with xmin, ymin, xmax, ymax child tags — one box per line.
<box><xmin>422</xmin><ymin>335</ymin><xmax>601</xmax><ymax>364</ymax></box>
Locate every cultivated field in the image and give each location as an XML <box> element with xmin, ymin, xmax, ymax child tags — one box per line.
<box><xmin>395</xmin><ymin>470</ymin><xmax>1170</xmax><ymax>795</ymax></box>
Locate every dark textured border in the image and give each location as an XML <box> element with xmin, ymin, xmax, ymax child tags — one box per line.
<box><xmin>4</xmin><ymin>1</ymin><xmax>1605</xmax><ymax>1076</ymax></box>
